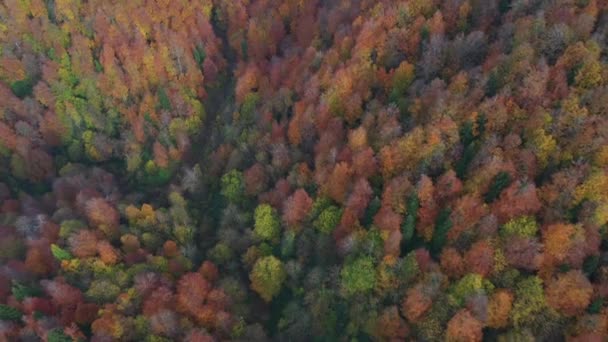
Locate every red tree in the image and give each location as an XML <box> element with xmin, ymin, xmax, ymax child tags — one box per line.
<box><xmin>68</xmin><ymin>230</ymin><xmax>98</xmax><ymax>258</ymax></box>
<box><xmin>446</xmin><ymin>309</ymin><xmax>483</xmax><ymax>342</ymax></box>
<box><xmin>464</xmin><ymin>240</ymin><xmax>494</xmax><ymax>277</ymax></box>
<box><xmin>282</xmin><ymin>189</ymin><xmax>313</xmax><ymax>227</ymax></box>
<box><xmin>324</xmin><ymin>162</ymin><xmax>352</xmax><ymax>204</ymax></box>
<box><xmin>492</xmin><ymin>181</ymin><xmax>541</xmax><ymax>223</ymax></box>
<box><xmin>546</xmin><ymin>270</ymin><xmax>593</xmax><ymax>316</ymax></box>
<box><xmin>346</xmin><ymin>178</ymin><xmax>373</xmax><ymax>218</ymax></box>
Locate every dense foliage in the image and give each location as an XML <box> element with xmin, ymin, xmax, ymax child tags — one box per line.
<box><xmin>1</xmin><ymin>0</ymin><xmax>608</xmax><ymax>340</ymax></box>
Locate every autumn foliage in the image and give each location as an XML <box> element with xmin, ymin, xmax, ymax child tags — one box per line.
<box><xmin>1</xmin><ymin>0</ymin><xmax>607</xmax><ymax>340</ymax></box>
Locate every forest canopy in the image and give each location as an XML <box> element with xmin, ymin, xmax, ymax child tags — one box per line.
<box><xmin>1</xmin><ymin>0</ymin><xmax>608</xmax><ymax>341</ymax></box>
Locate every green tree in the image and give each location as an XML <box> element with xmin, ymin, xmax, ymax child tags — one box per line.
<box><xmin>193</xmin><ymin>45</ymin><xmax>206</xmax><ymax>65</ymax></box>
<box><xmin>241</xmin><ymin>92</ymin><xmax>260</xmax><ymax>121</ymax></box>
<box><xmin>208</xmin><ymin>242</ymin><xmax>235</xmax><ymax>265</ymax></box>
<box><xmin>254</xmin><ymin>204</ymin><xmax>281</xmax><ymax>242</ymax></box>
<box><xmin>12</xmin><ymin>282</ymin><xmax>43</xmax><ymax>301</ymax></box>
<box><xmin>221</xmin><ymin>169</ymin><xmax>245</xmax><ymax>203</ymax></box>
<box><xmin>310</xmin><ymin>197</ymin><xmax>334</xmax><ymax>218</ymax></box>
<box><xmin>10</xmin><ymin>78</ymin><xmax>35</xmax><ymax>99</ymax></box>
<box><xmin>314</xmin><ymin>206</ymin><xmax>342</xmax><ymax>234</ymax></box>
<box><xmin>575</xmin><ymin>60</ymin><xmax>602</xmax><ymax>89</ymax></box>
<box><xmin>157</xmin><ymin>87</ymin><xmax>172</xmax><ymax>111</ymax></box>
<box><xmin>59</xmin><ymin>220</ymin><xmax>87</xmax><ymax>239</ymax></box>
<box><xmin>340</xmin><ymin>257</ymin><xmax>376</xmax><ymax>296</ymax></box>
<box><xmin>51</xmin><ymin>244</ymin><xmax>73</xmax><ymax>261</ymax></box>
<box><xmin>431</xmin><ymin>208</ymin><xmax>452</xmax><ymax>256</ymax></box>
<box><xmin>0</xmin><ymin>304</ymin><xmax>22</xmax><ymax>321</ymax></box>
<box><xmin>450</xmin><ymin>273</ymin><xmax>493</xmax><ymax>306</ymax></box>
<box><xmin>398</xmin><ymin>252</ymin><xmax>420</xmax><ymax>285</ymax></box>
<box><xmin>588</xmin><ymin>298</ymin><xmax>603</xmax><ymax>314</ymax></box>
<box><xmin>501</xmin><ymin>216</ymin><xmax>538</xmax><ymax>238</ymax></box>
<box><xmin>402</xmin><ymin>194</ymin><xmax>419</xmax><ymax>243</ymax></box>
<box><xmin>86</xmin><ymin>279</ymin><xmax>121</xmax><ymax>304</ymax></box>
<box><xmin>511</xmin><ymin>276</ymin><xmax>546</xmax><ymax>327</ymax></box>
<box><xmin>141</xmin><ymin>160</ymin><xmax>172</xmax><ymax>187</ymax></box>
<box><xmin>389</xmin><ymin>61</ymin><xmax>415</xmax><ymax>104</ymax></box>
<box><xmin>455</xmin><ymin>117</ymin><xmax>486</xmax><ymax>179</ymax></box>
<box><xmin>485</xmin><ymin>71</ymin><xmax>501</xmax><ymax>97</ymax></box>
<box><xmin>583</xmin><ymin>255</ymin><xmax>600</xmax><ymax>276</ymax></box>
<box><xmin>484</xmin><ymin>171</ymin><xmax>512</xmax><ymax>203</ymax></box>
<box><xmin>250</xmin><ymin>255</ymin><xmax>286</xmax><ymax>302</ymax></box>
<box><xmin>47</xmin><ymin>329</ymin><xmax>72</xmax><ymax>342</ymax></box>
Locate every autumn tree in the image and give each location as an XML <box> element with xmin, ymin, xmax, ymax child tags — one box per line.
<box><xmin>446</xmin><ymin>309</ymin><xmax>483</xmax><ymax>342</ymax></box>
<box><xmin>323</xmin><ymin>162</ymin><xmax>352</xmax><ymax>204</ymax></box>
<box><xmin>546</xmin><ymin>270</ymin><xmax>593</xmax><ymax>316</ymax></box>
<box><xmin>441</xmin><ymin>248</ymin><xmax>465</xmax><ymax>279</ymax></box>
<box><xmin>84</xmin><ymin>198</ymin><xmax>119</xmax><ymax>237</ymax></box>
<box><xmin>487</xmin><ymin>289</ymin><xmax>514</xmax><ymax>328</ymax></box>
<box><xmin>68</xmin><ymin>230</ymin><xmax>98</xmax><ymax>258</ymax></box>
<box><xmin>402</xmin><ymin>285</ymin><xmax>433</xmax><ymax>322</ymax></box>
<box><xmin>282</xmin><ymin>189</ymin><xmax>313</xmax><ymax>228</ymax></box>
<box><xmin>346</xmin><ymin>178</ymin><xmax>373</xmax><ymax>218</ymax></box>
<box><xmin>464</xmin><ymin>240</ymin><xmax>495</xmax><ymax>277</ymax></box>
<box><xmin>374</xmin><ymin>306</ymin><xmax>409</xmax><ymax>340</ymax></box>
